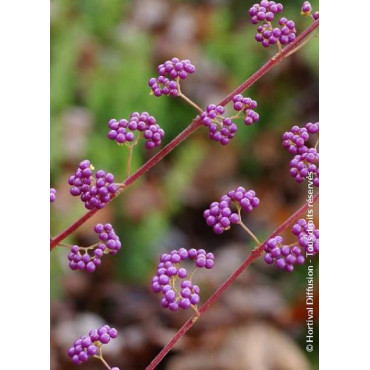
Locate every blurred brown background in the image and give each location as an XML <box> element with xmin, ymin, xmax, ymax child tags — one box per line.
<box><xmin>50</xmin><ymin>0</ymin><xmax>319</xmax><ymax>369</ymax></box>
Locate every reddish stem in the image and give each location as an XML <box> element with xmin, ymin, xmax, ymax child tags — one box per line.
<box><xmin>50</xmin><ymin>19</ymin><xmax>319</xmax><ymax>250</ymax></box>
<box><xmin>146</xmin><ymin>192</ymin><xmax>319</xmax><ymax>369</ymax></box>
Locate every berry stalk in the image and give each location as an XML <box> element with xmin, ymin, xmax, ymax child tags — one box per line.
<box><xmin>126</xmin><ymin>144</ymin><xmax>134</xmax><ymax>178</ymax></box>
<box><xmin>236</xmin><ymin>205</ymin><xmax>261</xmax><ymax>244</ymax></box>
<box><xmin>145</xmin><ymin>192</ymin><xmax>319</xmax><ymax>370</ymax></box>
<box><xmin>176</xmin><ymin>77</ymin><xmax>203</xmax><ymax>113</ymax></box>
<box><xmin>50</xmin><ymin>19</ymin><xmax>319</xmax><ymax>251</ymax></box>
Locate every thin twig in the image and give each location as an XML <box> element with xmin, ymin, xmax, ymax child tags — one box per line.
<box><xmin>177</xmin><ymin>77</ymin><xmax>203</xmax><ymax>113</ymax></box>
<box><xmin>126</xmin><ymin>145</ymin><xmax>134</xmax><ymax>178</ymax></box>
<box><xmin>239</xmin><ymin>220</ymin><xmax>261</xmax><ymax>245</ymax></box>
<box><xmin>57</xmin><ymin>242</ymin><xmax>71</xmax><ymax>248</ymax></box>
<box><xmin>237</xmin><ymin>205</ymin><xmax>261</xmax><ymax>245</ymax></box>
<box><xmin>94</xmin><ymin>347</ymin><xmax>111</xmax><ymax>370</ymax></box>
<box><xmin>284</xmin><ymin>33</ymin><xmax>318</xmax><ymax>59</ymax></box>
<box><xmin>179</xmin><ymin>92</ymin><xmax>203</xmax><ymax>113</ymax></box>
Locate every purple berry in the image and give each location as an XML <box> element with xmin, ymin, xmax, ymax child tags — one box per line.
<box><xmin>50</xmin><ymin>188</ymin><xmax>57</xmax><ymax>203</ymax></box>
<box><xmin>276</xmin><ymin>258</ymin><xmax>286</xmax><ymax>269</ymax></box>
<box><xmin>301</xmin><ymin>1</ymin><xmax>312</xmax><ymax>15</ymax></box>
<box><xmin>264</xmin><ymin>253</ymin><xmax>274</xmax><ymax>264</ymax></box>
<box><xmin>179</xmin><ymin>298</ymin><xmax>191</xmax><ymax>309</ymax></box>
<box><xmin>178</xmin><ymin>268</ymin><xmax>187</xmax><ymax>278</ymax></box>
<box><xmin>169</xmin><ymin>302</ymin><xmax>179</xmax><ymax>311</ymax></box>
<box><xmin>190</xmin><ymin>294</ymin><xmax>200</xmax><ymax>305</ymax></box>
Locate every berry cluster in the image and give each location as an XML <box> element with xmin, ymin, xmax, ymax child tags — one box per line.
<box><xmin>228</xmin><ymin>187</ymin><xmax>260</xmax><ymax>212</ymax></box>
<box><xmin>248</xmin><ymin>1</ymin><xmax>284</xmax><ymax>24</ymax></box>
<box><xmin>282</xmin><ymin>122</ymin><xmax>319</xmax><ymax>154</ymax></box>
<box><xmin>200</xmin><ymin>104</ymin><xmax>237</xmax><ymax>145</ymax></box>
<box><xmin>157</xmin><ymin>58</ymin><xmax>196</xmax><ymax>80</ymax></box>
<box><xmin>282</xmin><ymin>123</ymin><xmax>319</xmax><ymax>187</ymax></box>
<box><xmin>68</xmin><ymin>245</ymin><xmax>97</xmax><ymax>273</ymax></box>
<box><xmin>263</xmin><ymin>236</ymin><xmax>305</xmax><ymax>272</ymax></box>
<box><xmin>149</xmin><ymin>58</ymin><xmax>196</xmax><ymax>97</ymax></box>
<box><xmin>108</xmin><ymin>112</ymin><xmax>164</xmax><ymax>149</ymax></box>
<box><xmin>94</xmin><ymin>223</ymin><xmax>122</xmax><ymax>255</ymax></box>
<box><xmin>204</xmin><ymin>187</ymin><xmax>260</xmax><ymax>234</ymax></box>
<box><xmin>232</xmin><ymin>95</ymin><xmax>259</xmax><ymax>125</ymax></box>
<box><xmin>255</xmin><ymin>20</ymin><xmax>295</xmax><ymax>47</ymax></box>
<box><xmin>68</xmin><ymin>325</ymin><xmax>119</xmax><ymax>367</ymax></box>
<box><xmin>249</xmin><ymin>0</ymin><xmax>297</xmax><ymax>49</ymax></box>
<box><xmin>68</xmin><ymin>160</ymin><xmax>117</xmax><ymax>210</ymax></box>
<box><xmin>282</xmin><ymin>125</ymin><xmax>310</xmax><ymax>154</ymax></box>
<box><xmin>278</xmin><ymin>18</ymin><xmax>296</xmax><ymax>45</ymax></box>
<box><xmin>203</xmin><ymin>196</ymin><xmax>239</xmax><ymax>235</ymax></box>
<box><xmin>50</xmin><ymin>188</ymin><xmax>56</xmax><ymax>203</ymax></box>
<box><xmin>305</xmin><ymin>122</ymin><xmax>319</xmax><ymax>134</ymax></box>
<box><xmin>149</xmin><ymin>76</ymin><xmax>178</xmax><ymax>97</ymax></box>
<box><xmin>290</xmin><ymin>148</ymin><xmax>319</xmax><ymax>187</ymax></box>
<box><xmin>292</xmin><ymin>218</ymin><xmax>319</xmax><ymax>256</ymax></box>
<box><xmin>151</xmin><ymin>248</ymin><xmax>214</xmax><ymax>311</ymax></box>
<box><xmin>68</xmin><ymin>224</ymin><xmax>122</xmax><ymax>272</ymax></box>
<box><xmin>263</xmin><ymin>219</ymin><xmax>319</xmax><ymax>272</ymax></box>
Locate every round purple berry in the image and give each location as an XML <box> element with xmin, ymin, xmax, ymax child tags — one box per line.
<box><xmin>50</xmin><ymin>188</ymin><xmax>57</xmax><ymax>203</ymax></box>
